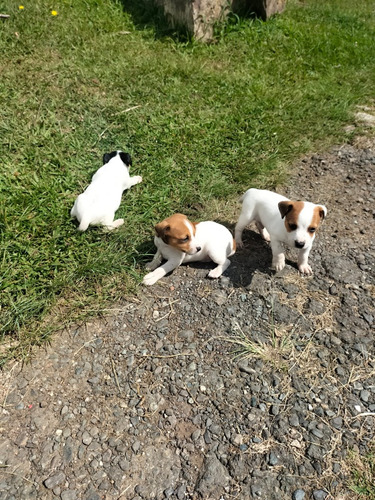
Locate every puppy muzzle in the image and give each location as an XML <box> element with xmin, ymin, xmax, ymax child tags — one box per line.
<box><xmin>187</xmin><ymin>246</ymin><xmax>201</xmax><ymax>255</ymax></box>
<box><xmin>295</xmin><ymin>241</ymin><xmax>305</xmax><ymax>249</ymax></box>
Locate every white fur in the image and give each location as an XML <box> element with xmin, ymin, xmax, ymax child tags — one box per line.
<box><xmin>70</xmin><ymin>152</ymin><xmax>142</xmax><ymax>231</ymax></box>
<box><xmin>143</xmin><ymin>220</ymin><xmax>235</xmax><ymax>285</ymax></box>
<box><xmin>235</xmin><ymin>188</ymin><xmax>327</xmax><ymax>275</ymax></box>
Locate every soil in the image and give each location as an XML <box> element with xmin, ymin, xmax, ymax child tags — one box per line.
<box><xmin>1</xmin><ymin>135</ymin><xmax>374</xmax><ymax>500</ymax></box>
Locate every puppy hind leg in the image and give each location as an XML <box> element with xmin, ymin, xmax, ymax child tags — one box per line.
<box><xmin>77</xmin><ymin>217</ymin><xmax>90</xmax><ymax>231</ymax></box>
<box><xmin>102</xmin><ymin>214</ymin><xmax>124</xmax><ymax>230</ymax></box>
<box><xmin>255</xmin><ymin>221</ymin><xmax>271</xmax><ymax>242</ymax></box>
<box><xmin>235</xmin><ymin>212</ymin><xmax>252</xmax><ymax>248</ymax></box>
<box><xmin>103</xmin><ymin>220</ymin><xmax>124</xmax><ymax>230</ymax></box>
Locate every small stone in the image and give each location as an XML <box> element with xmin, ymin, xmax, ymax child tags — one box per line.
<box><xmin>191</xmin><ymin>429</ymin><xmax>201</xmax><ymax>441</ymax></box>
<box><xmin>270</xmin><ymin>404</ymin><xmax>279</xmax><ymax>416</ymax></box>
<box><xmin>43</xmin><ymin>471</ymin><xmax>65</xmax><ymax>489</ymax></box>
<box><xmin>293</xmin><ymin>490</ymin><xmax>305</xmax><ymax>500</ymax></box>
<box><xmin>331</xmin><ymin>417</ymin><xmax>343</xmax><ymax>429</ymax></box>
<box><xmin>231</xmin><ymin>434</ymin><xmax>243</xmax><ymax>446</ymax></box>
<box><xmin>312</xmin><ymin>429</ymin><xmax>324</xmax><ymax>439</ymax></box>
<box><xmin>82</xmin><ymin>431</ymin><xmax>92</xmax><ymax>445</ymax></box>
<box><xmin>176</xmin><ymin>484</ymin><xmax>186</xmax><ymax>500</ymax></box>
<box><xmin>313</xmin><ymin>490</ymin><xmax>328</xmax><ymax>500</ymax></box>
<box><xmin>178</xmin><ymin>330</ymin><xmax>194</xmax><ymax>341</ymax></box>
<box><xmin>336</xmin><ymin>366</ymin><xmax>345</xmax><ymax>376</ymax></box>
<box><xmin>61</xmin><ymin>405</ymin><xmax>69</xmax><ymax>416</ymax></box>
<box><xmin>268</xmin><ymin>452</ymin><xmax>279</xmax><ymax>466</ymax></box>
<box><xmin>360</xmin><ymin>390</ymin><xmax>370</xmax><ymax>402</ymax></box>
<box><xmin>61</xmin><ymin>490</ymin><xmax>77</xmax><ymax>500</ymax></box>
<box><xmin>289</xmin><ymin>414</ymin><xmax>299</xmax><ymax>427</ymax></box>
<box><xmin>203</xmin><ymin>430</ymin><xmax>212</xmax><ymax>444</ymax></box>
<box><xmin>329</xmin><ymin>285</ymin><xmax>337</xmax><ymax>295</ymax></box>
<box><xmin>164</xmin><ymin>487</ymin><xmax>174</xmax><ymax>498</ymax></box>
<box><xmin>132</xmin><ymin>441</ymin><xmax>141</xmax><ymax>453</ymax></box>
<box><xmin>237</xmin><ymin>359</ymin><xmax>254</xmax><ymax>374</ymax></box>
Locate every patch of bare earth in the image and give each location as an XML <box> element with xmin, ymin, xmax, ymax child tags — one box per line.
<box><xmin>1</xmin><ymin>134</ymin><xmax>375</xmax><ymax>499</ymax></box>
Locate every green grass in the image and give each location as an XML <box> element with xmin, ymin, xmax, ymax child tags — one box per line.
<box><xmin>1</xmin><ymin>0</ymin><xmax>374</xmax><ymax>363</ymax></box>
<box><xmin>348</xmin><ymin>445</ymin><xmax>375</xmax><ymax>499</ymax></box>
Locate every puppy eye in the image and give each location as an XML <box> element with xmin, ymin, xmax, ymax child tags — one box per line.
<box><xmin>309</xmin><ymin>227</ymin><xmax>316</xmax><ymax>233</ymax></box>
<box><xmin>289</xmin><ymin>223</ymin><xmax>297</xmax><ymax>231</ymax></box>
<box><xmin>180</xmin><ymin>236</ymin><xmax>189</xmax><ymax>243</ymax></box>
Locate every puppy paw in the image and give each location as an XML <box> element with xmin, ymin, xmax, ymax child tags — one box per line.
<box><xmin>105</xmin><ymin>219</ymin><xmax>124</xmax><ymax>230</ymax></box>
<box><xmin>298</xmin><ymin>263</ymin><xmax>313</xmax><ymax>275</ymax></box>
<box><xmin>274</xmin><ymin>263</ymin><xmax>285</xmax><ymax>272</ymax></box>
<box><xmin>260</xmin><ymin>229</ymin><xmax>271</xmax><ymax>242</ymax></box>
<box><xmin>134</xmin><ymin>176</ymin><xmax>142</xmax><ymax>184</ymax></box>
<box><xmin>273</xmin><ymin>258</ymin><xmax>285</xmax><ymax>272</ymax></box>
<box><xmin>208</xmin><ymin>267</ymin><xmax>223</xmax><ymax>279</ymax></box>
<box><xmin>142</xmin><ymin>272</ymin><xmax>159</xmax><ymax>286</ymax></box>
<box><xmin>235</xmin><ymin>238</ymin><xmax>244</xmax><ymax>249</ymax></box>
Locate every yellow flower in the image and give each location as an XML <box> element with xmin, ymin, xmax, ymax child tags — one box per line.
<box><xmin>19</xmin><ymin>5</ymin><xmax>24</xmax><ymax>9</ymax></box>
<box><xmin>51</xmin><ymin>10</ymin><xmax>58</xmax><ymax>16</ymax></box>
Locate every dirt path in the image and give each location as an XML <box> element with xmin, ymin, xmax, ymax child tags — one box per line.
<box><xmin>1</xmin><ymin>137</ymin><xmax>374</xmax><ymax>500</ymax></box>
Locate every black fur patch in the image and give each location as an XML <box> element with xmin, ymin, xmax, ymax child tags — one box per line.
<box><xmin>102</xmin><ymin>151</ymin><xmax>118</xmax><ymax>165</ymax></box>
<box><xmin>119</xmin><ymin>152</ymin><xmax>132</xmax><ymax>167</ymax></box>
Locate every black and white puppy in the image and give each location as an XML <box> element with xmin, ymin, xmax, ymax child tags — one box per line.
<box><xmin>71</xmin><ymin>151</ymin><xmax>142</xmax><ymax>231</ymax></box>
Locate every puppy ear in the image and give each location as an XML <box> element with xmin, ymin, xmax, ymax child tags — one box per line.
<box><xmin>119</xmin><ymin>152</ymin><xmax>132</xmax><ymax>167</ymax></box>
<box><xmin>318</xmin><ymin>205</ymin><xmax>327</xmax><ymax>220</ymax></box>
<box><xmin>278</xmin><ymin>201</ymin><xmax>294</xmax><ymax>219</ymax></box>
<box><xmin>102</xmin><ymin>153</ymin><xmax>111</xmax><ymax>165</ymax></box>
<box><xmin>155</xmin><ymin>222</ymin><xmax>170</xmax><ymax>241</ymax></box>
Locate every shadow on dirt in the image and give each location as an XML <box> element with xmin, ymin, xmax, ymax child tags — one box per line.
<box><xmin>134</xmin><ymin>220</ymin><xmax>294</xmax><ymax>288</ymax></box>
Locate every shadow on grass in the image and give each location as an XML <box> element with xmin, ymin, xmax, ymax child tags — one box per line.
<box><xmin>117</xmin><ymin>0</ymin><xmax>260</xmax><ymax>42</ymax></box>
<box><xmin>118</xmin><ymin>0</ymin><xmax>191</xmax><ymax>41</ymax></box>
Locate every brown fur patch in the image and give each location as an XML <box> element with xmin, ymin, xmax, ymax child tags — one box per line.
<box><xmin>282</xmin><ymin>201</ymin><xmax>305</xmax><ymax>232</ymax></box>
<box><xmin>155</xmin><ymin>214</ymin><xmax>196</xmax><ymax>252</ymax></box>
<box><xmin>307</xmin><ymin>205</ymin><xmax>325</xmax><ymax>237</ymax></box>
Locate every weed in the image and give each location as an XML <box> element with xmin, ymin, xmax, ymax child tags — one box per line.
<box><xmin>347</xmin><ymin>445</ymin><xmax>375</xmax><ymax>499</ymax></box>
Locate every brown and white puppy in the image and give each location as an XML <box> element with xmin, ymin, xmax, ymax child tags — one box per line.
<box><xmin>235</xmin><ymin>188</ymin><xmax>327</xmax><ymax>274</ymax></box>
<box><xmin>143</xmin><ymin>214</ymin><xmax>236</xmax><ymax>285</ymax></box>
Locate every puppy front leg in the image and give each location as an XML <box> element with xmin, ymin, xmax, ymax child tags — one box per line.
<box><xmin>208</xmin><ymin>258</ymin><xmax>231</xmax><ymax>279</ymax></box>
<box><xmin>298</xmin><ymin>247</ymin><xmax>313</xmax><ymax>275</ymax></box>
<box><xmin>270</xmin><ymin>240</ymin><xmax>285</xmax><ymax>272</ymax></box>
<box><xmin>142</xmin><ymin>258</ymin><xmax>182</xmax><ymax>286</ymax></box>
<box><xmin>145</xmin><ymin>250</ymin><xmax>163</xmax><ymax>271</ymax></box>
<box><xmin>128</xmin><ymin>175</ymin><xmax>143</xmax><ymax>187</ymax></box>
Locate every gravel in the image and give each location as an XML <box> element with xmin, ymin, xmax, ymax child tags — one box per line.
<box><xmin>1</xmin><ymin>138</ymin><xmax>375</xmax><ymax>499</ymax></box>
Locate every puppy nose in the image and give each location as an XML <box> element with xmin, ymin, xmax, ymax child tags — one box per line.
<box><xmin>196</xmin><ymin>246</ymin><xmax>201</xmax><ymax>252</ymax></box>
<box><xmin>295</xmin><ymin>241</ymin><xmax>305</xmax><ymax>249</ymax></box>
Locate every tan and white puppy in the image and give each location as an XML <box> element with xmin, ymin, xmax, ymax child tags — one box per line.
<box><xmin>143</xmin><ymin>214</ymin><xmax>236</xmax><ymax>285</ymax></box>
<box><xmin>235</xmin><ymin>188</ymin><xmax>327</xmax><ymax>275</ymax></box>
